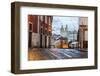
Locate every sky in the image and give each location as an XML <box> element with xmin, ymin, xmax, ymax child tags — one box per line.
<box><xmin>52</xmin><ymin>16</ymin><xmax>79</xmax><ymax>35</ymax></box>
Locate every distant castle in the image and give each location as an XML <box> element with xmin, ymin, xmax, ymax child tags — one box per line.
<box><xmin>60</xmin><ymin>25</ymin><xmax>68</xmax><ymax>38</ymax></box>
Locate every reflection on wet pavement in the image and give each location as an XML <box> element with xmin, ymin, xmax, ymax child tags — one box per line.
<box><xmin>28</xmin><ymin>48</ymin><xmax>88</xmax><ymax>61</ymax></box>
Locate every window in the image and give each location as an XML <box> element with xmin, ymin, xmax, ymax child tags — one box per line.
<box><xmin>29</xmin><ymin>22</ymin><xmax>33</xmax><ymax>32</ymax></box>
<box><xmin>45</xmin><ymin>16</ymin><xmax>47</xmax><ymax>23</ymax></box>
<box><xmin>40</xmin><ymin>16</ymin><xmax>43</xmax><ymax>21</ymax></box>
<box><xmin>49</xmin><ymin>17</ymin><xmax>51</xmax><ymax>25</ymax></box>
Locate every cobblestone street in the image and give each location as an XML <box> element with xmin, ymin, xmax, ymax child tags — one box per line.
<box><xmin>28</xmin><ymin>48</ymin><xmax>87</xmax><ymax>61</ymax></box>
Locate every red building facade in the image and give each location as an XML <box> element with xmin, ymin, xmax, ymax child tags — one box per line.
<box><xmin>28</xmin><ymin>15</ymin><xmax>52</xmax><ymax>48</ymax></box>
